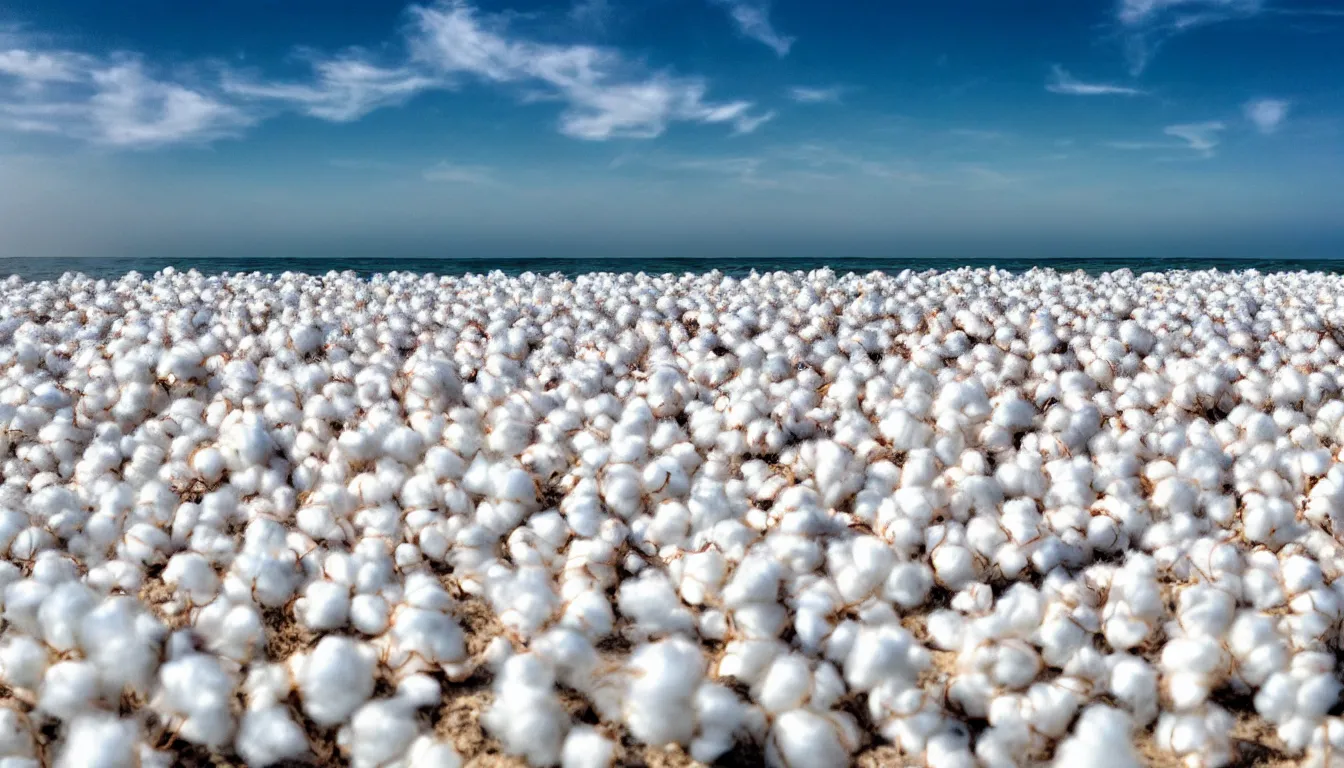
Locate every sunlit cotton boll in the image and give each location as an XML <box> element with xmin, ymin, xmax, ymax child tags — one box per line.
<box><xmin>482</xmin><ymin>653</ymin><xmax>570</xmax><ymax>765</ymax></box>
<box><xmin>292</xmin><ymin>636</ymin><xmax>377</xmax><ymax>726</ymax></box>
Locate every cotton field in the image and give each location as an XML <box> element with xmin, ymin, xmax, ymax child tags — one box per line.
<box><xmin>3</xmin><ymin>265</ymin><xmax>1344</xmax><ymax>768</ymax></box>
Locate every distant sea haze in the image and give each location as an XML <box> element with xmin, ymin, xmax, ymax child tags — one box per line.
<box><xmin>5</xmin><ymin>254</ymin><xmax>1344</xmax><ymax>282</ymax></box>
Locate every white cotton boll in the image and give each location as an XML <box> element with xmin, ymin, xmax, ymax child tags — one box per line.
<box><xmin>0</xmin><ymin>707</ymin><xmax>35</xmax><ymax>760</ymax></box>
<box><xmin>562</xmin><ymin>726</ymin><xmax>615</xmax><ymax>768</ymax></box>
<box><xmin>734</xmin><ymin>602</ymin><xmax>788</xmax><ymax>639</ymax></box>
<box><xmin>1229</xmin><ymin>612</ymin><xmax>1289</xmax><ymax>687</ymax></box>
<box><xmin>1283</xmin><ymin>555</ymin><xmax>1324</xmax><ymax>597</ymax></box>
<box><xmin>192</xmin><ymin>447</ymin><xmax>225</xmax><ymax>484</ymax></box>
<box><xmin>0</xmin><ymin>634</ymin><xmax>47</xmax><ymax>690</ymax></box>
<box><xmin>1103</xmin><ymin>609</ymin><xmax>1152</xmax><ymax>652</ymax></box>
<box><xmin>227</xmin><ymin>413</ymin><xmax>275</xmax><ymax>467</ymax></box>
<box><xmin>9</xmin><ymin>526</ymin><xmax>57</xmax><ymax>561</ymax></box>
<box><xmin>38</xmin><ymin>661</ymin><xmax>99</xmax><ymax>720</ymax></box>
<box><xmin>691</xmin><ymin>683</ymin><xmax>747</xmax><ymax>762</ymax></box>
<box><xmin>992</xmin><ymin>642</ymin><xmax>1043</xmax><ymax>690</ymax></box>
<box><xmin>395</xmin><ymin>674</ymin><xmax>443</xmax><ymax>711</ymax></box>
<box><xmin>194</xmin><ymin>598</ymin><xmax>265</xmax><ymax>662</ymax></box>
<box><xmin>340</xmin><ymin>698</ymin><xmax>422</xmax><ymax>768</ymax></box>
<box><xmin>755</xmin><ymin>654</ymin><xmax>814</xmax><ymax>713</ymax></box>
<box><xmin>717</xmin><ymin>639</ymin><xmax>787</xmax><ymax>686</ymax></box>
<box><xmin>673</xmin><ymin>548</ymin><xmax>726</xmax><ymax>607</ymax></box>
<box><xmin>386</xmin><ymin>607</ymin><xmax>467</xmax><ymax>673</ymax></box>
<box><xmin>163</xmin><ymin>552</ymin><xmax>219</xmax><ymax>605</ymax></box>
<box><xmin>237</xmin><ymin>707</ymin><xmax>309</xmax><ymax>767</ymax></box>
<box><xmin>926</xmin><ymin>731</ymin><xmax>976</xmax><ymax>768</ymax></box>
<box><xmin>121</xmin><ymin>522</ymin><xmax>172</xmax><ymax>566</ymax></box>
<box><xmin>767</xmin><ymin>709</ymin><xmax>855</xmax><ymax>768</ymax></box>
<box><xmin>1155</xmin><ymin>705</ymin><xmax>1235</xmax><ymax>767</ymax></box>
<box><xmin>1243</xmin><ymin>567</ymin><xmax>1286</xmax><ymax>610</ymax></box>
<box><xmin>483</xmin><ymin>654</ymin><xmax>569</xmax><ymax>765</ymax></box>
<box><xmin>38</xmin><ymin>581</ymin><xmax>96</xmax><ymax>652</ymax></box>
<box><xmin>932</xmin><ymin>544</ymin><xmax>978</xmax><ymax>589</ymax></box>
<box><xmin>844</xmin><ymin>624</ymin><xmax>927</xmax><ymax>692</ymax></box>
<box><xmin>53</xmin><ymin>714</ymin><xmax>139</xmax><ymax>768</ymax></box>
<box><xmin>297</xmin><ymin>579</ymin><xmax>350</xmax><ymax>631</ymax></box>
<box><xmin>383</xmin><ymin>426</ymin><xmax>425</xmax><ymax>465</ymax></box>
<box><xmin>560</xmin><ymin>588</ymin><xmax>615</xmax><ymax>639</ymax></box>
<box><xmin>424</xmin><ymin>446</ymin><xmax>466</xmax><ymax>482</ymax></box>
<box><xmin>491</xmin><ymin>465</ymin><xmax>538</xmax><ymax>507</ymax></box>
<box><xmin>406</xmin><ymin>736</ymin><xmax>464</xmax><ymax>768</ymax></box>
<box><xmin>1053</xmin><ymin>706</ymin><xmax>1140</xmax><ymax>768</ymax></box>
<box><xmin>295</xmin><ymin>635</ymin><xmax>377</xmax><ymax>726</ymax></box>
<box><xmin>617</xmin><ymin>571</ymin><xmax>695</xmax><ymax>639</ymax></box>
<box><xmin>155</xmin><ymin>653</ymin><xmax>237</xmax><ymax>748</ymax></box>
<box><xmin>927</xmin><ymin>611</ymin><xmax>966</xmax><ymax>651</ymax></box>
<box><xmin>1109</xmin><ymin>656</ymin><xmax>1159</xmax><ymax>725</ymax></box>
<box><xmin>625</xmin><ymin>637</ymin><xmax>704</xmax><ymax>747</ymax></box>
<box><xmin>243</xmin><ymin>664</ymin><xmax>293</xmax><ymax>711</ymax></box>
<box><xmin>868</xmin><ymin>683</ymin><xmax>948</xmax><ymax>754</ymax></box>
<box><xmin>1296</xmin><ymin>670</ymin><xmax>1341</xmax><ymax>720</ymax></box>
<box><xmin>350</xmin><ymin>593</ymin><xmax>391</xmax><ymax>635</ymax></box>
<box><xmin>78</xmin><ymin>597</ymin><xmax>165</xmax><ymax>696</ymax></box>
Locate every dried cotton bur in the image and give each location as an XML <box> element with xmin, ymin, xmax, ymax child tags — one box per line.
<box><xmin>4</xmin><ymin>265</ymin><xmax>1344</xmax><ymax>767</ymax></box>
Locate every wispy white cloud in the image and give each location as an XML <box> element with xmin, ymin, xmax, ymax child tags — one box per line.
<box><xmin>1103</xmin><ymin>121</ymin><xmax>1226</xmax><ymax>157</ymax></box>
<box><xmin>707</xmin><ymin>0</ymin><xmax>794</xmax><ymax>56</ymax></box>
<box><xmin>678</xmin><ymin>156</ymin><xmax>780</xmax><ymax>186</ymax></box>
<box><xmin>0</xmin><ymin>0</ymin><xmax>766</xmax><ymax>149</ymax></box>
<box><xmin>1164</xmin><ymin>121</ymin><xmax>1225</xmax><ymax>155</ymax></box>
<box><xmin>788</xmin><ymin>85</ymin><xmax>843</xmax><ymax>104</ymax></box>
<box><xmin>1244</xmin><ymin>98</ymin><xmax>1289</xmax><ymax>134</ymax></box>
<box><xmin>0</xmin><ymin>48</ymin><xmax>250</xmax><ymax>147</ymax></box>
<box><xmin>779</xmin><ymin>143</ymin><xmax>931</xmax><ymax>184</ymax></box>
<box><xmin>609</xmin><ymin>151</ymin><xmax>781</xmax><ymax>187</ymax></box>
<box><xmin>1118</xmin><ymin>0</ymin><xmax>1261</xmax><ymax>26</ymax></box>
<box><xmin>423</xmin><ymin>161</ymin><xmax>497</xmax><ymax>184</ymax></box>
<box><xmin>409</xmin><ymin>1</ymin><xmax>770</xmax><ymax>140</ymax></box>
<box><xmin>223</xmin><ymin>54</ymin><xmax>435</xmax><ymax>122</ymax></box>
<box><xmin>1046</xmin><ymin>65</ymin><xmax>1144</xmax><ymax>96</ymax></box>
<box><xmin>1116</xmin><ymin>0</ymin><xmax>1263</xmax><ymax>74</ymax></box>
<box><xmin>90</xmin><ymin>61</ymin><xmax>252</xmax><ymax>147</ymax></box>
<box><xmin>569</xmin><ymin>0</ymin><xmax>612</xmax><ymax>30</ymax></box>
<box><xmin>0</xmin><ymin>49</ymin><xmax>90</xmax><ymax>85</ymax></box>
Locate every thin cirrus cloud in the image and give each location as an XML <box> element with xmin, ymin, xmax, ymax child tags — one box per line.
<box><xmin>1164</xmin><ymin>121</ymin><xmax>1225</xmax><ymax>155</ymax></box>
<box><xmin>568</xmin><ymin>0</ymin><xmax>612</xmax><ymax>30</ymax></box>
<box><xmin>1105</xmin><ymin>121</ymin><xmax>1226</xmax><ymax>157</ymax></box>
<box><xmin>1116</xmin><ymin>0</ymin><xmax>1262</xmax><ymax>26</ymax></box>
<box><xmin>1115</xmin><ymin>0</ymin><xmax>1263</xmax><ymax>74</ymax></box>
<box><xmin>1045</xmin><ymin>66</ymin><xmax>1144</xmax><ymax>96</ymax></box>
<box><xmin>0</xmin><ymin>0</ymin><xmax>770</xmax><ymax>148</ymax></box>
<box><xmin>1243</xmin><ymin>98</ymin><xmax>1289</xmax><ymax>134</ymax></box>
<box><xmin>788</xmin><ymin>86</ymin><xmax>843</xmax><ymax>104</ymax></box>
<box><xmin>707</xmin><ymin>0</ymin><xmax>794</xmax><ymax>56</ymax></box>
<box><xmin>223</xmin><ymin>55</ymin><xmax>437</xmax><ymax>122</ymax></box>
<box><xmin>407</xmin><ymin>1</ymin><xmax>773</xmax><ymax>140</ymax></box>
<box><xmin>422</xmin><ymin>161</ymin><xmax>498</xmax><ymax>184</ymax></box>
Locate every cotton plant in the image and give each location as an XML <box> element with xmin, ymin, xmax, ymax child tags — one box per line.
<box><xmin>7</xmin><ymin>265</ymin><xmax>1344</xmax><ymax>766</ymax></box>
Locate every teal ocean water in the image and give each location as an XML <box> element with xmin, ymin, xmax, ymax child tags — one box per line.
<box><xmin>5</xmin><ymin>255</ymin><xmax>1344</xmax><ymax>282</ymax></box>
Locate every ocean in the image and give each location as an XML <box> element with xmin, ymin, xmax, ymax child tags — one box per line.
<box><xmin>5</xmin><ymin>254</ymin><xmax>1344</xmax><ymax>282</ymax></box>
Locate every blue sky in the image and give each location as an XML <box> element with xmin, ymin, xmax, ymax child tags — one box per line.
<box><xmin>1</xmin><ymin>0</ymin><xmax>1341</xmax><ymax>259</ymax></box>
